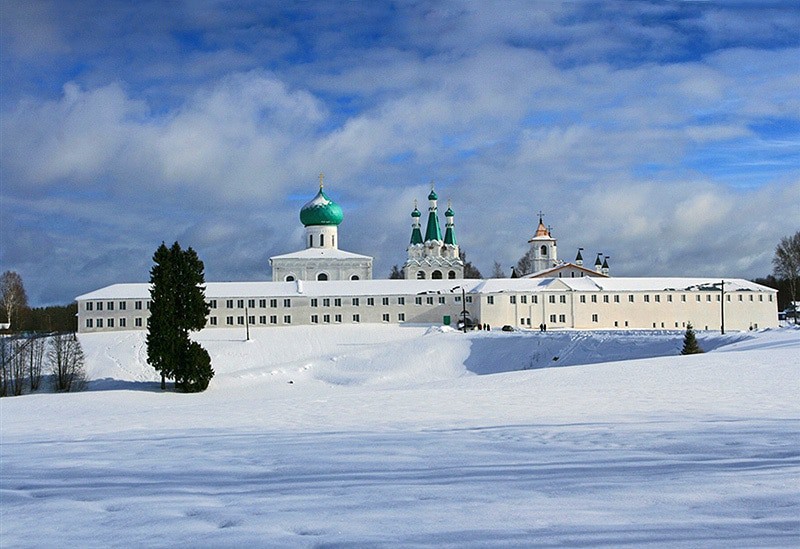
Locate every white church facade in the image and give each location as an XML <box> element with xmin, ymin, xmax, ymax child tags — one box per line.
<box><xmin>75</xmin><ymin>179</ymin><xmax>779</xmax><ymax>334</ymax></box>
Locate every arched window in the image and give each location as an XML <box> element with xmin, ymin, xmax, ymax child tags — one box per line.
<box><xmin>417</xmin><ymin>271</ymin><xmax>426</xmax><ymax>279</ymax></box>
<box><xmin>350</xmin><ymin>274</ymin><xmax>359</xmax><ymax>281</ymax></box>
<box><xmin>448</xmin><ymin>270</ymin><xmax>456</xmax><ymax>279</ymax></box>
<box><xmin>541</xmin><ymin>245</ymin><xmax>548</xmax><ymax>256</ymax></box>
<box><xmin>317</xmin><ymin>273</ymin><xmax>328</xmax><ymax>281</ymax></box>
<box><xmin>309</xmin><ymin>235</ymin><xmax>313</xmax><ymax>248</ymax></box>
<box><xmin>432</xmin><ymin>270</ymin><xmax>443</xmax><ymax>279</ymax></box>
<box><xmin>285</xmin><ymin>275</ymin><xmax>295</xmax><ymax>282</ymax></box>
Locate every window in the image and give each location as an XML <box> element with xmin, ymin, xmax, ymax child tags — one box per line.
<box><xmin>210</xmin><ymin>317</ymin><xmax>217</xmax><ymax>326</ymax></box>
<box><xmin>367</xmin><ymin>298</ymin><xmax>375</xmax><ymax>306</ymax></box>
<box><xmin>135</xmin><ymin>318</ymin><xmax>142</xmax><ymax>327</ymax></box>
<box><xmin>86</xmin><ymin>318</ymin><xmax>93</xmax><ymax>328</ymax></box>
<box><xmin>560</xmin><ymin>295</ymin><xmax>566</xmax><ymax>304</ymax></box>
<box><xmin>521</xmin><ymin>295</ymin><xmax>527</xmax><ymax>304</ymax></box>
<box><xmin>97</xmin><ymin>318</ymin><xmax>103</xmax><ymax>328</ymax></box>
<box><xmin>487</xmin><ymin>296</ymin><xmax>494</xmax><ymax>305</ymax></box>
<box><xmin>549</xmin><ymin>295</ymin><xmax>555</xmax><ymax>304</ymax></box>
<box><xmin>614</xmin><ymin>295</ymin><xmax>620</xmax><ymax>303</ymax></box>
<box><xmin>317</xmin><ymin>273</ymin><xmax>328</xmax><ymax>281</ymax></box>
<box><xmin>119</xmin><ymin>318</ymin><xmax>126</xmax><ymax>328</ymax></box>
<box><xmin>147</xmin><ymin>300</ymin><xmax>152</xmax><ymax>310</ymax></box>
<box><xmin>227</xmin><ymin>299</ymin><xmax>234</xmax><ymax>308</ymax></box>
<box><xmin>510</xmin><ymin>296</ymin><xmax>516</xmax><ymax>304</ymax></box>
<box><xmin>558</xmin><ymin>314</ymin><xmax>566</xmax><ymax>323</ymax></box>
<box><xmin>283</xmin><ymin>315</ymin><xmax>291</xmax><ymax>324</ymax></box>
<box><xmin>270</xmin><ymin>315</ymin><xmax>278</xmax><ymax>324</ymax></box>
<box><xmin>592</xmin><ymin>314</ymin><xmax>598</xmax><ymax>322</ymax></box>
<box><xmin>415</xmin><ymin>296</ymin><xmax>423</xmax><ymax>305</ymax></box>
<box><xmin>284</xmin><ymin>299</ymin><xmax>291</xmax><ymax>307</ymax></box>
<box><xmin>97</xmin><ymin>301</ymin><xmax>103</xmax><ymax>311</ymax></box>
<box><xmin>382</xmin><ymin>313</ymin><xmax>390</xmax><ymax>322</ymax></box>
<box><xmin>417</xmin><ymin>271</ymin><xmax>426</xmax><ymax>279</ymax></box>
<box><xmin>426</xmin><ymin>297</ymin><xmax>434</xmax><ymax>305</ymax></box>
<box><xmin>655</xmin><ymin>295</ymin><xmax>661</xmax><ymax>303</ymax></box>
<box><xmin>541</xmin><ymin>245</ymin><xmax>548</xmax><ymax>256</ymax></box>
<box><xmin>769</xmin><ymin>295</ymin><xmax>773</xmax><ymax>302</ymax></box>
<box><xmin>107</xmin><ymin>301</ymin><xmax>114</xmax><ymax>311</ymax></box>
<box><xmin>311</xmin><ymin>299</ymin><xmax>318</xmax><ymax>307</ymax></box>
<box><xmin>309</xmin><ymin>235</ymin><xmax>313</xmax><ymax>247</ymax></box>
<box><xmin>352</xmin><ymin>298</ymin><xmax>360</xmax><ymax>306</ymax></box>
<box><xmin>614</xmin><ymin>321</ymin><xmax>618</xmax><ymax>327</ymax></box>
<box><xmin>209</xmin><ymin>300</ymin><xmax>217</xmax><ymax>309</ymax></box>
<box><xmin>248</xmin><ymin>315</ymin><xmax>256</xmax><ymax>325</ymax></box>
<box><xmin>86</xmin><ymin>302</ymin><xmax>93</xmax><ymax>311</ymax></box>
<box><xmin>259</xmin><ymin>316</ymin><xmax>266</xmax><ymax>324</ymax></box>
<box><xmin>353</xmin><ymin>314</ymin><xmax>360</xmax><ymax>323</ymax></box>
<box><xmin>226</xmin><ymin>316</ymin><xmax>234</xmax><ymax>325</ymax></box>
<box><xmin>682</xmin><ymin>295</ymin><xmax>687</xmax><ymax>302</ymax></box>
<box><xmin>549</xmin><ymin>314</ymin><xmax>557</xmax><ymax>323</ymax></box>
<box><xmin>350</xmin><ymin>275</ymin><xmax>360</xmax><ymax>281</ymax></box>
<box><xmin>432</xmin><ymin>270</ymin><xmax>442</xmax><ymax>279</ymax></box>
<box><xmin>667</xmin><ymin>295</ymin><xmax>672</xmax><ymax>302</ymax></box>
<box><xmin>311</xmin><ymin>315</ymin><xmax>319</xmax><ymax>324</ymax></box>
<box><xmin>707</xmin><ymin>295</ymin><xmax>712</xmax><ymax>302</ymax></box>
<box><xmin>320</xmin><ymin>234</ymin><xmax>324</xmax><ymax>247</ymax></box>
<box><xmin>237</xmin><ymin>316</ymin><xmax>245</xmax><ymax>325</ymax></box>
<box><xmin>335</xmin><ymin>314</ymin><xmax>342</xmax><ymax>323</ymax></box>
<box><xmin>259</xmin><ymin>299</ymin><xmax>267</xmax><ymax>308</ymax></box>
<box><xmin>531</xmin><ymin>296</ymin><xmax>537</xmax><ymax>304</ymax></box>
<box><xmin>466</xmin><ymin>296</ymin><xmax>472</xmax><ymax>303</ymax></box>
<box><xmin>382</xmin><ymin>297</ymin><xmax>390</xmax><ymax>306</ymax></box>
<box><xmin>119</xmin><ymin>301</ymin><xmax>127</xmax><ymax>311</ymax></box>
<box><xmin>323</xmin><ymin>314</ymin><xmax>330</xmax><ymax>323</ymax></box>
<box><xmin>749</xmin><ymin>295</ymin><xmax>753</xmax><ymax>301</ymax></box>
<box><xmin>335</xmin><ymin>298</ymin><xmax>342</xmax><ymax>307</ymax></box>
<box><xmin>759</xmin><ymin>295</ymin><xmax>763</xmax><ymax>302</ymax></box>
<box><xmin>591</xmin><ymin>295</ymin><xmax>597</xmax><ymax>303</ymax></box>
<box><xmin>237</xmin><ymin>299</ymin><xmax>245</xmax><ymax>308</ymax></box>
<box><xmin>629</xmin><ymin>295</ymin><xmax>634</xmax><ymax>303</ymax></box>
<box><xmin>323</xmin><ymin>298</ymin><xmax>330</xmax><ymax>307</ymax></box>
<box><xmin>438</xmin><ymin>297</ymin><xmax>445</xmax><ymax>304</ymax></box>
<box><xmin>398</xmin><ymin>297</ymin><xmax>405</xmax><ymax>305</ymax></box>
<box><xmin>270</xmin><ymin>299</ymin><xmax>278</xmax><ymax>308</ymax></box>
<box><xmin>248</xmin><ymin>299</ymin><xmax>255</xmax><ymax>308</ymax></box>
<box><xmin>448</xmin><ymin>271</ymin><xmax>456</xmax><ymax>279</ymax></box>
<box><xmin>644</xmin><ymin>295</ymin><xmax>650</xmax><ymax>303</ymax></box>
<box><xmin>398</xmin><ymin>313</ymin><xmax>405</xmax><ymax>322</ymax></box>
<box><xmin>603</xmin><ymin>295</ymin><xmax>609</xmax><ymax>303</ymax></box>
<box><xmin>285</xmin><ymin>275</ymin><xmax>295</xmax><ymax>282</ymax></box>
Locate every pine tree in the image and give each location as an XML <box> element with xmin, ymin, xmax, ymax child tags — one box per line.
<box><xmin>146</xmin><ymin>242</ymin><xmax>212</xmax><ymax>391</ymax></box>
<box><xmin>680</xmin><ymin>323</ymin><xmax>703</xmax><ymax>355</ymax></box>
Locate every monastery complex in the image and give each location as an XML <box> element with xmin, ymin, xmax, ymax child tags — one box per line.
<box><xmin>77</xmin><ymin>179</ymin><xmax>778</xmax><ymax>333</ymax></box>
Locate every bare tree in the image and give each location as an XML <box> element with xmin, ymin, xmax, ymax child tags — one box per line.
<box><xmin>773</xmin><ymin>231</ymin><xmax>800</xmax><ymax>308</ymax></box>
<box><xmin>48</xmin><ymin>333</ymin><xmax>86</xmax><ymax>392</ymax></box>
<box><xmin>515</xmin><ymin>248</ymin><xmax>535</xmax><ymax>277</ymax></box>
<box><xmin>1</xmin><ymin>271</ymin><xmax>29</xmax><ymax>330</ymax></box>
<box><xmin>491</xmin><ymin>261</ymin><xmax>505</xmax><ymax>278</ymax></box>
<box><xmin>9</xmin><ymin>339</ymin><xmax>27</xmax><ymax>395</ymax></box>
<box><xmin>28</xmin><ymin>337</ymin><xmax>46</xmax><ymax>391</ymax></box>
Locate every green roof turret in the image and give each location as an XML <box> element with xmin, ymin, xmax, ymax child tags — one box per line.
<box><xmin>299</xmin><ymin>174</ymin><xmax>344</xmax><ymax>227</ymax></box>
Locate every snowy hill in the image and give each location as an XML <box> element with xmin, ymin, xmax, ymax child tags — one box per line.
<box><xmin>2</xmin><ymin>326</ymin><xmax>799</xmax><ymax>547</ymax></box>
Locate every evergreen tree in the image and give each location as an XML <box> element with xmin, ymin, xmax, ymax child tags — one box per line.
<box><xmin>146</xmin><ymin>242</ymin><xmax>212</xmax><ymax>391</ymax></box>
<box><xmin>459</xmin><ymin>251</ymin><xmax>483</xmax><ymax>279</ymax></box>
<box><xmin>389</xmin><ymin>265</ymin><xmax>405</xmax><ymax>279</ymax></box>
<box><xmin>515</xmin><ymin>249</ymin><xmax>535</xmax><ymax>277</ymax></box>
<box><xmin>680</xmin><ymin>323</ymin><xmax>703</xmax><ymax>355</ymax></box>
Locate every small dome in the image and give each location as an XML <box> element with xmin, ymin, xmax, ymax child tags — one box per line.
<box><xmin>428</xmin><ymin>189</ymin><xmax>438</xmax><ymax>201</ymax></box>
<box><xmin>411</xmin><ymin>207</ymin><xmax>421</xmax><ymax>218</ymax></box>
<box><xmin>445</xmin><ymin>207</ymin><xmax>454</xmax><ymax>217</ymax></box>
<box><xmin>300</xmin><ymin>188</ymin><xmax>343</xmax><ymax>226</ymax></box>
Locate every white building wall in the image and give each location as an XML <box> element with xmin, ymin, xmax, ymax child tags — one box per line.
<box><xmin>76</xmin><ymin>279</ymin><xmax>778</xmax><ymax>334</ymax></box>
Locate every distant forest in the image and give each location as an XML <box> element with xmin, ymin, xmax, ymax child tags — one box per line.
<box><xmin>6</xmin><ymin>304</ymin><xmax>77</xmax><ymax>334</ymax></box>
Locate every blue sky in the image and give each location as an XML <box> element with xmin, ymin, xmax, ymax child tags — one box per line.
<box><xmin>1</xmin><ymin>0</ymin><xmax>799</xmax><ymax>306</ymax></box>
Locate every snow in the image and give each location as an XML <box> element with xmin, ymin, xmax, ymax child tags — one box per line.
<box><xmin>2</xmin><ymin>326</ymin><xmax>799</xmax><ymax>547</ymax></box>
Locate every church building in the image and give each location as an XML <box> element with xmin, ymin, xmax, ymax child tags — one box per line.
<box><xmin>522</xmin><ymin>215</ymin><xmax>610</xmax><ymax>279</ymax></box>
<box><xmin>403</xmin><ymin>187</ymin><xmax>464</xmax><ymax>280</ymax></box>
<box><xmin>269</xmin><ymin>176</ymin><xmax>373</xmax><ymax>282</ymax></box>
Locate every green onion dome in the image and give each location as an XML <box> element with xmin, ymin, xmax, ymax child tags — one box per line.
<box><xmin>428</xmin><ymin>189</ymin><xmax>438</xmax><ymax>201</ymax></box>
<box><xmin>300</xmin><ymin>188</ymin><xmax>344</xmax><ymax>226</ymax></box>
<box><xmin>411</xmin><ymin>207</ymin><xmax>421</xmax><ymax>218</ymax></box>
<box><xmin>445</xmin><ymin>207</ymin><xmax>454</xmax><ymax>217</ymax></box>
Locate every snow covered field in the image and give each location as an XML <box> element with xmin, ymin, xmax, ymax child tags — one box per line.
<box><xmin>2</xmin><ymin>326</ymin><xmax>799</xmax><ymax>547</ymax></box>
